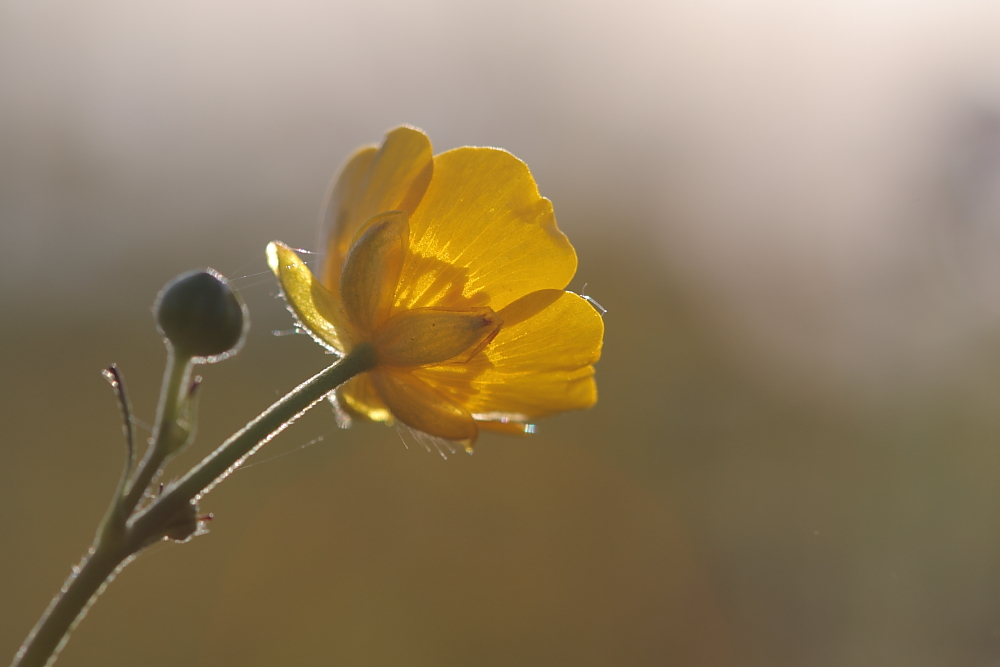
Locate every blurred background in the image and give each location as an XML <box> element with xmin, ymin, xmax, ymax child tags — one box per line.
<box><xmin>4</xmin><ymin>1</ymin><xmax>1000</xmax><ymax>665</ymax></box>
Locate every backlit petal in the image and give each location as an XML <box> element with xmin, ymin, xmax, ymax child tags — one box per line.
<box><xmin>338</xmin><ymin>373</ymin><xmax>393</xmax><ymax>423</ymax></box>
<box><xmin>412</xmin><ymin>290</ymin><xmax>603</xmax><ymax>419</ymax></box>
<box><xmin>266</xmin><ymin>241</ymin><xmax>350</xmax><ymax>353</ymax></box>
<box><xmin>340</xmin><ymin>211</ymin><xmax>409</xmax><ymax>336</ymax></box>
<box><xmin>373</xmin><ymin>307</ymin><xmax>502</xmax><ymax>367</ymax></box>
<box><xmin>318</xmin><ymin>144</ymin><xmax>376</xmax><ymax>290</ymax></box>
<box><xmin>371</xmin><ymin>368</ymin><xmax>478</xmax><ymax>443</ymax></box>
<box><xmin>320</xmin><ymin>126</ymin><xmax>432</xmax><ymax>291</ymax></box>
<box><xmin>394</xmin><ymin>148</ymin><xmax>577</xmax><ymax>313</ymax></box>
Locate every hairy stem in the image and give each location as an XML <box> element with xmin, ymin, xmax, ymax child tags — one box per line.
<box><xmin>11</xmin><ymin>343</ymin><xmax>377</xmax><ymax>667</ymax></box>
<box><xmin>121</xmin><ymin>348</ymin><xmax>191</xmax><ymax>516</ymax></box>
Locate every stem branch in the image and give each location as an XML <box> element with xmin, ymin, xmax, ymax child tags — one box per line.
<box><xmin>12</xmin><ymin>344</ymin><xmax>376</xmax><ymax>667</ymax></box>
<box><xmin>121</xmin><ymin>349</ymin><xmax>191</xmax><ymax>513</ymax></box>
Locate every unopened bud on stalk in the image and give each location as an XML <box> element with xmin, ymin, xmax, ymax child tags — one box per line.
<box><xmin>154</xmin><ymin>269</ymin><xmax>248</xmax><ymax>362</ymax></box>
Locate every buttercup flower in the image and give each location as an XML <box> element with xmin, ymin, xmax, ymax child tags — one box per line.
<box><xmin>267</xmin><ymin>126</ymin><xmax>603</xmax><ymax>449</ymax></box>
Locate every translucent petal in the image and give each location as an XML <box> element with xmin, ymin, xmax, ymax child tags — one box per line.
<box><xmin>371</xmin><ymin>368</ymin><xmax>478</xmax><ymax>443</ymax></box>
<box><xmin>340</xmin><ymin>211</ymin><xmax>409</xmax><ymax>336</ymax></box>
<box><xmin>412</xmin><ymin>290</ymin><xmax>603</xmax><ymax>419</ymax></box>
<box><xmin>394</xmin><ymin>148</ymin><xmax>577</xmax><ymax>313</ymax></box>
<box><xmin>318</xmin><ymin>145</ymin><xmax>376</xmax><ymax>291</ymax></box>
<box><xmin>373</xmin><ymin>307</ymin><xmax>502</xmax><ymax>367</ymax></box>
<box><xmin>338</xmin><ymin>373</ymin><xmax>393</xmax><ymax>423</ymax></box>
<box><xmin>319</xmin><ymin>127</ymin><xmax>432</xmax><ymax>291</ymax></box>
<box><xmin>266</xmin><ymin>241</ymin><xmax>351</xmax><ymax>353</ymax></box>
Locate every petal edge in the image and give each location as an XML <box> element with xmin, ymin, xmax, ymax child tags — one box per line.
<box><xmin>267</xmin><ymin>241</ymin><xmax>351</xmax><ymax>353</ymax></box>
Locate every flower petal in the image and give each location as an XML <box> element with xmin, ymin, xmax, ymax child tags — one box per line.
<box><xmin>412</xmin><ymin>290</ymin><xmax>603</xmax><ymax>419</ymax></box>
<box><xmin>319</xmin><ymin>126</ymin><xmax>432</xmax><ymax>291</ymax></box>
<box><xmin>318</xmin><ymin>144</ymin><xmax>376</xmax><ymax>290</ymax></box>
<box><xmin>338</xmin><ymin>373</ymin><xmax>393</xmax><ymax>423</ymax></box>
<box><xmin>340</xmin><ymin>211</ymin><xmax>409</xmax><ymax>336</ymax></box>
<box><xmin>373</xmin><ymin>307</ymin><xmax>502</xmax><ymax>367</ymax></box>
<box><xmin>371</xmin><ymin>368</ymin><xmax>478</xmax><ymax>443</ymax></box>
<box><xmin>394</xmin><ymin>147</ymin><xmax>577</xmax><ymax>313</ymax></box>
<box><xmin>266</xmin><ymin>241</ymin><xmax>351</xmax><ymax>353</ymax></box>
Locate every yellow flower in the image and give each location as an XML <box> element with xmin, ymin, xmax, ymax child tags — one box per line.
<box><xmin>267</xmin><ymin>126</ymin><xmax>603</xmax><ymax>449</ymax></box>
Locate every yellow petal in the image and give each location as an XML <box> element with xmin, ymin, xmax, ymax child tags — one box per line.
<box><xmin>266</xmin><ymin>241</ymin><xmax>351</xmax><ymax>353</ymax></box>
<box><xmin>394</xmin><ymin>147</ymin><xmax>577</xmax><ymax>313</ymax></box>
<box><xmin>318</xmin><ymin>144</ymin><xmax>376</xmax><ymax>291</ymax></box>
<box><xmin>370</xmin><ymin>368</ymin><xmax>478</xmax><ymax>443</ymax></box>
<box><xmin>340</xmin><ymin>211</ymin><xmax>409</xmax><ymax>336</ymax></box>
<box><xmin>373</xmin><ymin>307</ymin><xmax>502</xmax><ymax>367</ymax></box>
<box><xmin>412</xmin><ymin>290</ymin><xmax>603</xmax><ymax>419</ymax></box>
<box><xmin>319</xmin><ymin>126</ymin><xmax>432</xmax><ymax>291</ymax></box>
<box><xmin>338</xmin><ymin>373</ymin><xmax>393</xmax><ymax>423</ymax></box>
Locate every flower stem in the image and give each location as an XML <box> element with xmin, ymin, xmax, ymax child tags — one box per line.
<box><xmin>11</xmin><ymin>343</ymin><xmax>377</xmax><ymax>667</ymax></box>
<box><xmin>131</xmin><ymin>343</ymin><xmax>377</xmax><ymax>533</ymax></box>
<box><xmin>121</xmin><ymin>348</ymin><xmax>192</xmax><ymax>515</ymax></box>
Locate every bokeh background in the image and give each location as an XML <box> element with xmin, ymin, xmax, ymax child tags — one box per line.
<box><xmin>4</xmin><ymin>1</ymin><xmax>1000</xmax><ymax>665</ymax></box>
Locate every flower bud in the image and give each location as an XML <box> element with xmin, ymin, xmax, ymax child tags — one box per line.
<box><xmin>154</xmin><ymin>269</ymin><xmax>248</xmax><ymax>362</ymax></box>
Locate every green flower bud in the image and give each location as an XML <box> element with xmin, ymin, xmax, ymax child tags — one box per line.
<box><xmin>154</xmin><ymin>269</ymin><xmax>248</xmax><ymax>362</ymax></box>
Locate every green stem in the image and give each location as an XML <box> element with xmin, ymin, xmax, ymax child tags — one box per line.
<box><xmin>121</xmin><ymin>348</ymin><xmax>192</xmax><ymax>514</ymax></box>
<box><xmin>11</xmin><ymin>344</ymin><xmax>377</xmax><ymax>667</ymax></box>
<box><xmin>11</xmin><ymin>544</ymin><xmax>132</xmax><ymax>667</ymax></box>
<box><xmin>130</xmin><ymin>343</ymin><xmax>376</xmax><ymax>537</ymax></box>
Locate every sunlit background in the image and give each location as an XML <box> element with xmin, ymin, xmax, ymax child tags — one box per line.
<box><xmin>4</xmin><ymin>1</ymin><xmax>1000</xmax><ymax>665</ymax></box>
